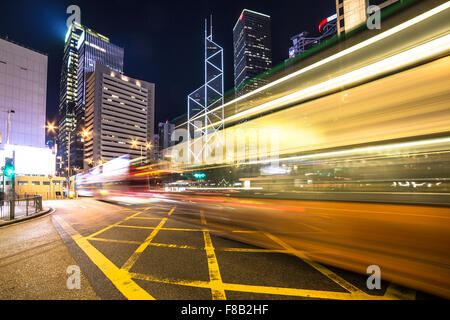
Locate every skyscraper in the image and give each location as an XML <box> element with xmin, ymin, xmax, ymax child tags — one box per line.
<box><xmin>158</xmin><ymin>121</ymin><xmax>175</xmax><ymax>151</ymax></box>
<box><xmin>58</xmin><ymin>22</ymin><xmax>124</xmax><ymax>175</ymax></box>
<box><xmin>288</xmin><ymin>14</ymin><xmax>337</xmax><ymax>59</ymax></box>
<box><xmin>233</xmin><ymin>9</ymin><xmax>272</xmax><ymax>97</ymax></box>
<box><xmin>187</xmin><ymin>18</ymin><xmax>224</xmax><ymax>164</ymax></box>
<box><xmin>83</xmin><ymin>64</ymin><xmax>154</xmax><ymax>168</ymax></box>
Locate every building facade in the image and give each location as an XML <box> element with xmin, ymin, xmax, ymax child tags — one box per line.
<box><xmin>289</xmin><ymin>14</ymin><xmax>337</xmax><ymax>59</ymax></box>
<box><xmin>158</xmin><ymin>121</ymin><xmax>175</xmax><ymax>151</ymax></box>
<box><xmin>0</xmin><ymin>37</ymin><xmax>47</xmax><ymax>148</ymax></box>
<box><xmin>83</xmin><ymin>64</ymin><xmax>154</xmax><ymax>168</ymax></box>
<box><xmin>336</xmin><ymin>0</ymin><xmax>400</xmax><ymax>35</ymax></box>
<box><xmin>58</xmin><ymin>22</ymin><xmax>124</xmax><ymax>175</ymax></box>
<box><xmin>14</xmin><ymin>176</ymin><xmax>67</xmax><ymax>200</ymax></box>
<box><xmin>233</xmin><ymin>9</ymin><xmax>272</xmax><ymax>97</ymax></box>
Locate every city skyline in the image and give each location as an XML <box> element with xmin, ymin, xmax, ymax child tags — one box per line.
<box><xmin>0</xmin><ymin>0</ymin><xmax>336</xmax><ymax>126</ymax></box>
<box><xmin>0</xmin><ymin>0</ymin><xmax>448</xmax><ymax>305</ymax></box>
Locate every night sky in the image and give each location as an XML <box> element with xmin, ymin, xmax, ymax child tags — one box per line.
<box><xmin>1</xmin><ymin>0</ymin><xmax>336</xmax><ymax>126</ymax></box>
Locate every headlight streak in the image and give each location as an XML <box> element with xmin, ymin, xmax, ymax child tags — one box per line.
<box><xmin>242</xmin><ymin>136</ymin><xmax>450</xmax><ymax>167</ymax></box>
<box><xmin>202</xmin><ymin>34</ymin><xmax>450</xmax><ymax>130</ymax></box>
<box><xmin>186</xmin><ymin>1</ymin><xmax>450</xmax><ymax>128</ymax></box>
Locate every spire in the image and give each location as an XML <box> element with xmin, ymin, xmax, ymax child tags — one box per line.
<box><xmin>210</xmin><ymin>14</ymin><xmax>213</xmax><ymax>40</ymax></box>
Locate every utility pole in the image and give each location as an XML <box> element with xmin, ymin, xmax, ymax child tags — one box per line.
<box><xmin>67</xmin><ymin>130</ymin><xmax>71</xmax><ymax>198</ymax></box>
<box><xmin>10</xmin><ymin>151</ymin><xmax>15</xmax><ymax>220</ymax></box>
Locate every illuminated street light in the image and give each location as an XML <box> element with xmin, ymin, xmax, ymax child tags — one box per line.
<box><xmin>46</xmin><ymin>122</ymin><xmax>57</xmax><ymax>133</ymax></box>
<box><xmin>82</xmin><ymin>129</ymin><xmax>90</xmax><ymax>138</ymax></box>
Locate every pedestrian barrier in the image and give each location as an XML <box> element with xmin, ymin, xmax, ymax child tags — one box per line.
<box><xmin>0</xmin><ymin>195</ymin><xmax>43</xmax><ymax>221</ymax></box>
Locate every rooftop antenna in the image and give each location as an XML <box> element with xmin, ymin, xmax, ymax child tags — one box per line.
<box><xmin>210</xmin><ymin>14</ymin><xmax>213</xmax><ymax>39</ymax></box>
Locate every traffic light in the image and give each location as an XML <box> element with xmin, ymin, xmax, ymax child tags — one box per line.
<box><xmin>3</xmin><ymin>157</ymin><xmax>15</xmax><ymax>177</ymax></box>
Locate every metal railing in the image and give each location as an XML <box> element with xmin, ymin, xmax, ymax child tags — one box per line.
<box><xmin>0</xmin><ymin>195</ymin><xmax>43</xmax><ymax>221</ymax></box>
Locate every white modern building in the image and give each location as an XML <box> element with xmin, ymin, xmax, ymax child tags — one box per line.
<box><xmin>0</xmin><ymin>37</ymin><xmax>47</xmax><ymax>148</ymax></box>
<box><xmin>84</xmin><ymin>63</ymin><xmax>155</xmax><ymax>168</ymax></box>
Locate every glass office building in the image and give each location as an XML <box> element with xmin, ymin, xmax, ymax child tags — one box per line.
<box><xmin>58</xmin><ymin>22</ymin><xmax>124</xmax><ymax>174</ymax></box>
<box><xmin>233</xmin><ymin>9</ymin><xmax>272</xmax><ymax>98</ymax></box>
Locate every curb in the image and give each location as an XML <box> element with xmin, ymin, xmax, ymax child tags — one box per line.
<box><xmin>0</xmin><ymin>208</ymin><xmax>55</xmax><ymax>228</ymax></box>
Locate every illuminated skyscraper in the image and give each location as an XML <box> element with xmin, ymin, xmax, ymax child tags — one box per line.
<box><xmin>58</xmin><ymin>22</ymin><xmax>124</xmax><ymax>174</ymax></box>
<box><xmin>187</xmin><ymin>18</ymin><xmax>224</xmax><ymax>164</ymax></box>
<box><xmin>83</xmin><ymin>64</ymin><xmax>154</xmax><ymax>168</ymax></box>
<box><xmin>233</xmin><ymin>9</ymin><xmax>272</xmax><ymax>97</ymax></box>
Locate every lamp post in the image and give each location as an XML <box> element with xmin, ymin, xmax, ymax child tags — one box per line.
<box><xmin>48</xmin><ymin>124</ymin><xmax>90</xmax><ymax>198</ymax></box>
<box><xmin>131</xmin><ymin>140</ymin><xmax>152</xmax><ymax>164</ymax></box>
<box><xmin>46</xmin><ymin>122</ymin><xmax>58</xmax><ymax>200</ymax></box>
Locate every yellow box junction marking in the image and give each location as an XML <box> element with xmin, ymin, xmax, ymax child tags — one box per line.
<box><xmin>201</xmin><ymin>211</ymin><xmax>227</xmax><ymax>300</ymax></box>
<box><xmin>52</xmin><ymin>214</ymin><xmax>155</xmax><ymax>300</ymax></box>
<box><xmin>264</xmin><ymin>232</ymin><xmax>373</xmax><ymax>299</ymax></box>
<box><xmin>86</xmin><ymin>211</ymin><xmax>143</xmax><ymax>240</ymax></box>
<box><xmin>54</xmin><ymin>205</ymin><xmax>416</xmax><ymax>301</ymax></box>
<box><xmin>121</xmin><ymin>207</ymin><xmax>175</xmax><ymax>272</ymax></box>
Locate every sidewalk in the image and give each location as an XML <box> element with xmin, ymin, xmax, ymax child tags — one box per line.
<box><xmin>0</xmin><ymin>208</ymin><xmax>53</xmax><ymax>227</ymax></box>
<box><xmin>0</xmin><ymin>214</ymin><xmax>100</xmax><ymax>300</ymax></box>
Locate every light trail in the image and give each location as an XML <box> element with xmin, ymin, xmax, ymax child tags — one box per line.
<box><xmin>185</xmin><ymin>1</ymin><xmax>450</xmax><ymax>127</ymax></box>
<box><xmin>245</xmin><ymin>136</ymin><xmax>450</xmax><ymax>166</ymax></box>
<box><xmin>202</xmin><ymin>33</ymin><xmax>450</xmax><ymax>130</ymax></box>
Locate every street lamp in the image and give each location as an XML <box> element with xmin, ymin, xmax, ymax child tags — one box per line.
<box><xmin>131</xmin><ymin>140</ymin><xmax>152</xmax><ymax>164</ymax></box>
<box><xmin>46</xmin><ymin>121</ymin><xmax>58</xmax><ymax>155</ymax></box>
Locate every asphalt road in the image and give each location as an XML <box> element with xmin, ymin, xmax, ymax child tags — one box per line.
<box><xmin>15</xmin><ymin>198</ymin><xmax>433</xmax><ymax>301</ymax></box>
<box><xmin>0</xmin><ymin>210</ymin><xmax>99</xmax><ymax>299</ymax></box>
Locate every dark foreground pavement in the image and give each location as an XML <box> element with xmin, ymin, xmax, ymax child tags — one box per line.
<box><xmin>0</xmin><ymin>212</ymin><xmax>99</xmax><ymax>299</ymax></box>
<box><xmin>0</xmin><ymin>198</ymin><xmax>438</xmax><ymax>300</ymax></box>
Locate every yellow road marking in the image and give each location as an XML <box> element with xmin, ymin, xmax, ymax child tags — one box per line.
<box><xmin>384</xmin><ymin>283</ymin><xmax>416</xmax><ymax>300</ymax></box>
<box><xmin>223</xmin><ymin>282</ymin><xmax>364</xmax><ymax>300</ymax></box>
<box><xmin>167</xmin><ymin>208</ymin><xmax>175</xmax><ymax>217</ymax></box>
<box><xmin>128</xmin><ymin>272</ymin><xmax>378</xmax><ymax>300</ymax></box>
<box><xmin>129</xmin><ymin>217</ymin><xmax>163</xmax><ymax>220</ymax></box>
<box><xmin>121</xmin><ymin>207</ymin><xmax>175</xmax><ymax>272</ymax></box>
<box><xmin>201</xmin><ymin>211</ymin><xmax>226</xmax><ymax>300</ymax></box>
<box><xmin>86</xmin><ymin>211</ymin><xmax>143</xmax><ymax>240</ymax></box>
<box><xmin>88</xmin><ymin>237</ymin><xmax>289</xmax><ymax>253</ymax></box>
<box><xmin>130</xmin><ymin>272</ymin><xmax>211</xmax><ymax>289</ymax></box>
<box><xmin>114</xmin><ymin>225</ymin><xmax>210</xmax><ymax>232</ymax></box>
<box><xmin>55</xmin><ymin>207</ymin><xmax>415</xmax><ymax>301</ymax></box>
<box><xmin>222</xmin><ymin>248</ymin><xmax>286</xmax><ymax>253</ymax></box>
<box><xmin>89</xmin><ymin>238</ymin><xmax>142</xmax><ymax>245</ymax></box>
<box><xmin>53</xmin><ymin>215</ymin><xmax>154</xmax><ymax>300</ymax></box>
<box><xmin>264</xmin><ymin>232</ymin><xmax>369</xmax><ymax>297</ymax></box>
